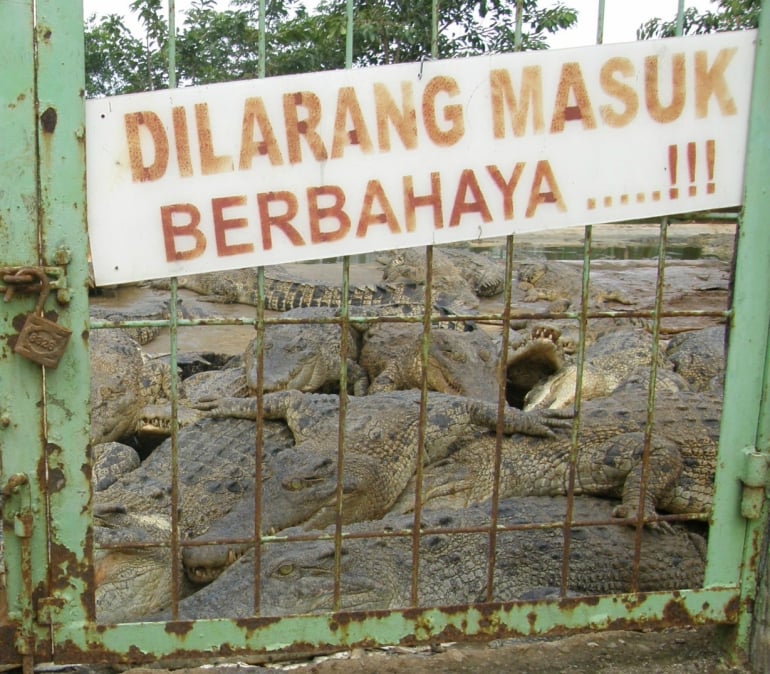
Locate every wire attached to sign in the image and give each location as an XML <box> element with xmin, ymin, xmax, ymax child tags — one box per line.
<box><xmin>418</xmin><ymin>55</ymin><xmax>435</xmax><ymax>80</ymax></box>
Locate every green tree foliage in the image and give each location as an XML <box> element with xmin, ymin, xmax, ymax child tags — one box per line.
<box><xmin>85</xmin><ymin>0</ymin><xmax>169</xmax><ymax>95</ymax></box>
<box><xmin>84</xmin><ymin>14</ymin><xmax>147</xmax><ymax>96</ymax></box>
<box><xmin>316</xmin><ymin>0</ymin><xmax>577</xmax><ymax>67</ymax></box>
<box><xmin>637</xmin><ymin>0</ymin><xmax>760</xmax><ymax>40</ymax></box>
<box><xmin>84</xmin><ymin>0</ymin><xmax>578</xmax><ymax>96</ymax></box>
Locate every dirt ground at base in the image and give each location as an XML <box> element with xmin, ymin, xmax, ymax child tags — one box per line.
<box><xmin>107</xmin><ymin>626</ymin><xmax>750</xmax><ymax>674</ymax></box>
<box><xmin>0</xmin><ymin>625</ymin><xmax>752</xmax><ymax>674</ymax></box>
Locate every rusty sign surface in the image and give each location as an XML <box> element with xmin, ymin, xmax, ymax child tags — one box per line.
<box><xmin>86</xmin><ymin>30</ymin><xmax>755</xmax><ymax>285</ymax></box>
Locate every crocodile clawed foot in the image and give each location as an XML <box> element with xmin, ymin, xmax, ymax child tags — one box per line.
<box><xmin>612</xmin><ymin>504</ymin><xmax>675</xmax><ymax>533</ymax></box>
<box><xmin>533</xmin><ymin>407</ymin><xmax>574</xmax><ymax>436</ymax></box>
<box><xmin>645</xmin><ymin>519</ymin><xmax>676</xmax><ymax>535</ymax></box>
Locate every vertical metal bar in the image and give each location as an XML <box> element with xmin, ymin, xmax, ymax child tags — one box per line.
<box><xmin>0</xmin><ymin>22</ymin><xmax>41</xmax><ymax>648</ymax></box>
<box><xmin>345</xmin><ymin>0</ymin><xmax>354</xmax><ymax>68</ymax></box>
<box><xmin>253</xmin><ymin>0</ymin><xmax>267</xmax><ymax>611</ymax></box>
<box><xmin>258</xmin><ymin>0</ymin><xmax>266</xmax><ymax>79</ymax></box>
<box><xmin>711</xmin><ymin>0</ymin><xmax>770</xmax><ymax>656</ymax></box>
<box><xmin>333</xmin><ymin>257</ymin><xmax>351</xmax><ymax>610</ymax></box>
<box><xmin>514</xmin><ymin>0</ymin><xmax>523</xmax><ymax>51</ymax></box>
<box><xmin>331</xmin><ymin>0</ymin><xmax>356</xmax><ymax>611</ymax></box>
<box><xmin>675</xmin><ymin>0</ymin><xmax>686</xmax><ymax>37</ymax></box>
<box><xmin>560</xmin><ymin>226</ymin><xmax>591</xmax><ymax>595</ymax></box>
<box><xmin>409</xmin><ymin>246</ymin><xmax>433</xmax><ymax>605</ymax></box>
<box><xmin>168</xmin><ymin>0</ymin><xmax>176</xmax><ymax>88</ymax></box>
<box><xmin>34</xmin><ymin>0</ymin><xmax>90</xmax><ymax>653</ymax></box>
<box><xmin>168</xmin><ymin>280</ymin><xmax>181</xmax><ymax>620</ymax></box>
<box><xmin>431</xmin><ymin>0</ymin><xmax>439</xmax><ymax>58</ymax></box>
<box><xmin>484</xmin><ymin>234</ymin><xmax>514</xmax><ymax>601</ymax></box>
<box><xmin>252</xmin><ymin>267</ymin><xmax>266</xmax><ymax>614</ymax></box>
<box><xmin>165</xmin><ymin>0</ymin><xmax>180</xmax><ymax>620</ymax></box>
<box><xmin>629</xmin><ymin>218</ymin><xmax>668</xmax><ymax>590</ymax></box>
<box><xmin>595</xmin><ymin>0</ymin><xmax>605</xmax><ymax>45</ymax></box>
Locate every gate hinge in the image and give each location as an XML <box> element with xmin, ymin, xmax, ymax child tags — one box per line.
<box><xmin>740</xmin><ymin>446</ymin><xmax>770</xmax><ymax>520</ymax></box>
<box><xmin>1</xmin><ymin>473</ymin><xmax>33</xmax><ymax>536</ymax></box>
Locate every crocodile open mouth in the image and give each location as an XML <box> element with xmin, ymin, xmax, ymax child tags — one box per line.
<box><xmin>506</xmin><ymin>330</ymin><xmax>563</xmax><ymax>408</ymax></box>
<box><xmin>184</xmin><ymin>546</ymin><xmax>245</xmax><ymax>584</ymax></box>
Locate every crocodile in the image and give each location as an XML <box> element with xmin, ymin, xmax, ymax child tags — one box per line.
<box><xmin>395</xmin><ymin>383</ymin><xmax>721</xmax><ymax>525</ymax></box>
<box><xmin>150</xmin><ymin>264</ymin><xmax>477</xmax><ymax>312</ymax></box>
<box><xmin>523</xmin><ymin>328</ymin><xmax>674</xmax><ymax>411</ymax></box>
<box><xmin>93</xmin><ymin>504</ymin><xmax>178</xmax><ymax>624</ymax></box>
<box><xmin>90</xmin><ymin>328</ymin><xmax>147</xmax><ymax>444</ymax></box>
<box><xmin>174</xmin><ymin>496</ymin><xmax>706</xmax><ymax>619</ymax></box>
<box><xmin>96</xmin><ymin>416</ymin><xmax>296</xmax><ymax>539</ymax></box>
<box><xmin>356</xmin><ymin>320</ymin><xmax>568</xmax><ymax>406</ymax></box>
<box><xmin>89</xmin><ymin>296</ymin><xmax>212</xmax><ymax>345</ymax></box>
<box><xmin>93</xmin><ymin>442</ymin><xmax>141</xmax><ymax>491</ymax></box>
<box><xmin>359</xmin><ymin>321</ymin><xmax>500</xmax><ymax>399</ymax></box>
<box><xmin>515</xmin><ymin>259</ymin><xmax>633</xmax><ymax>310</ymax></box>
<box><xmin>244</xmin><ymin>304</ymin><xmax>479</xmax><ymax>397</ymax></box>
<box><xmin>89</xmin><ymin>328</ymin><xmax>211</xmax><ymax>445</ymax></box>
<box><xmin>245</xmin><ymin>306</ymin><xmax>368</xmax><ymax>395</ymax></box>
<box><xmin>505</xmin><ymin>324</ymin><xmax>566</xmax><ymax>408</ymax></box>
<box><xmin>665</xmin><ymin>325</ymin><xmax>726</xmax><ymax>393</ymax></box>
<box><xmin>379</xmin><ymin>246</ymin><xmax>505</xmax><ymax>302</ymax></box>
<box><xmin>179</xmin><ymin>390</ymin><xmax>571</xmax><ymax>578</ymax></box>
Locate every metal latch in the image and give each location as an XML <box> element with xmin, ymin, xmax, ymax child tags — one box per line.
<box><xmin>740</xmin><ymin>446</ymin><xmax>770</xmax><ymax>520</ymax></box>
<box><xmin>0</xmin><ymin>263</ymin><xmax>70</xmax><ymax>305</ymax></box>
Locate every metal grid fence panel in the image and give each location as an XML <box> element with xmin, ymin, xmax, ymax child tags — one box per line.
<box><xmin>0</xmin><ymin>0</ymin><xmax>768</xmax><ymax>668</ymax></box>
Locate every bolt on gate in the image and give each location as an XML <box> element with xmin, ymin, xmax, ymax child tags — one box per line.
<box><xmin>1</xmin><ymin>0</ymin><xmax>770</xmax><ymax>670</ymax></box>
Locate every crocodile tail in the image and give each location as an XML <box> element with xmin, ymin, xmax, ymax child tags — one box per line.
<box><xmin>264</xmin><ymin>279</ymin><xmax>425</xmax><ymax>311</ymax></box>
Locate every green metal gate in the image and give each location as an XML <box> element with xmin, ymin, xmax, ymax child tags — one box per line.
<box><xmin>0</xmin><ymin>0</ymin><xmax>769</xmax><ymax>669</ymax></box>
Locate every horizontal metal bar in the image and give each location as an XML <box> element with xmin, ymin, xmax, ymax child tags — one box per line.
<box><xmin>48</xmin><ymin>588</ymin><xmax>740</xmax><ymax>664</ymax></box>
<box><xmin>88</xmin><ymin>308</ymin><xmax>730</xmax><ymax>331</ymax></box>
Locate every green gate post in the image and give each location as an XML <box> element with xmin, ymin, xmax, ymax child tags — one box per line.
<box><xmin>736</xmin><ymin>0</ymin><xmax>770</xmax><ymax>667</ymax></box>
<box><xmin>0</xmin><ymin>0</ymin><xmax>52</xmax><ymax>668</ymax></box>
<box><xmin>35</xmin><ymin>0</ymin><xmax>93</xmax><ymax>642</ymax></box>
<box><xmin>705</xmin><ymin>0</ymin><xmax>770</xmax><ymax>665</ymax></box>
<box><xmin>0</xmin><ymin>0</ymin><xmax>90</xmax><ymax>668</ymax></box>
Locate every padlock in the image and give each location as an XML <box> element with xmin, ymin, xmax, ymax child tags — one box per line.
<box><xmin>13</xmin><ymin>268</ymin><xmax>71</xmax><ymax>368</ymax></box>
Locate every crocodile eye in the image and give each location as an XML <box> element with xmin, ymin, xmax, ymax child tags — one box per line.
<box><xmin>283</xmin><ymin>477</ymin><xmax>304</xmax><ymax>491</ymax></box>
<box><xmin>275</xmin><ymin>563</ymin><xmax>294</xmax><ymax>577</ymax></box>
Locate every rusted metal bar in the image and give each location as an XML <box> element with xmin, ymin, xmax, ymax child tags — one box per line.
<box><xmin>410</xmin><ymin>245</ymin><xmax>434</xmax><ymax>606</ymax></box>
<box><xmin>332</xmin><ymin>256</ymin><xmax>352</xmax><ymax>611</ymax></box>
<box><xmin>252</xmin><ymin>265</ymin><xmax>267</xmax><ymax>615</ymax></box>
<box><xmin>559</xmin><ymin>225</ymin><xmax>593</xmax><ymax>596</ymax></box>
<box><xmin>628</xmin><ymin>219</ymin><xmax>670</xmax><ymax>591</ymax></box>
<box><xmin>484</xmin><ymin>234</ymin><xmax>516</xmax><ymax>602</ymax></box>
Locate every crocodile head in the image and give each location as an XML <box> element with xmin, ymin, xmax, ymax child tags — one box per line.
<box><xmin>182</xmin><ymin>445</ymin><xmax>387</xmax><ymax>584</ymax></box>
<box><xmin>90</xmin><ymin>329</ymin><xmax>144</xmax><ymax>444</ymax></box>
<box><xmin>258</xmin><ymin>536</ymin><xmax>404</xmax><ymax>615</ymax></box>
<box><xmin>245</xmin><ymin>308</ymin><xmax>361</xmax><ymax>394</ymax></box>
<box><xmin>93</xmin><ymin>504</ymin><xmax>176</xmax><ymax>624</ymax></box>
<box><xmin>424</xmin><ymin>329</ymin><xmax>499</xmax><ymax>400</ymax></box>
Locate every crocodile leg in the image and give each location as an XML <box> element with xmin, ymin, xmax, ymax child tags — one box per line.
<box><xmin>604</xmin><ymin>433</ymin><xmax>684</xmax><ymax>523</ymax></box>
